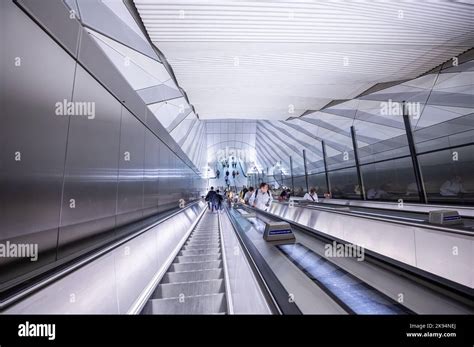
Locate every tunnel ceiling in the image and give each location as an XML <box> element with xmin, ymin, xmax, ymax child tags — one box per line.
<box><xmin>66</xmin><ymin>0</ymin><xmax>473</xmax><ymax>174</ymax></box>
<box><xmin>135</xmin><ymin>0</ymin><xmax>473</xmax><ymax>120</ymax></box>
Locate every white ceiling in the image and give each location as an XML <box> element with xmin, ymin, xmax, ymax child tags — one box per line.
<box><xmin>134</xmin><ymin>0</ymin><xmax>473</xmax><ymax>120</ymax></box>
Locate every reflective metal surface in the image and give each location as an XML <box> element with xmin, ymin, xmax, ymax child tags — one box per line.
<box><xmin>268</xmin><ymin>203</ymin><xmax>474</xmax><ymax>289</ymax></box>
<box><xmin>219</xmin><ymin>211</ymin><xmax>271</xmax><ymax>313</ymax></box>
<box><xmin>3</xmin><ymin>201</ymin><xmax>206</xmax><ymax>314</ymax></box>
<box><xmin>116</xmin><ymin>108</ymin><xmax>145</xmax><ymax>229</ymax></box>
<box><xmin>0</xmin><ymin>1</ymin><xmax>206</xmax><ymax>294</ymax></box>
<box><xmin>0</xmin><ymin>0</ymin><xmax>74</xmax><ymax>290</ymax></box>
<box><xmin>58</xmin><ymin>65</ymin><xmax>122</xmax><ymax>260</ymax></box>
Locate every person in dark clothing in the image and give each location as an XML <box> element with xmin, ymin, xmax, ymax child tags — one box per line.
<box><xmin>279</xmin><ymin>188</ymin><xmax>291</xmax><ymax>202</ymax></box>
<box><xmin>215</xmin><ymin>189</ymin><xmax>223</xmax><ymax>212</ymax></box>
<box><xmin>205</xmin><ymin>187</ymin><xmax>217</xmax><ymax>211</ymax></box>
<box><xmin>225</xmin><ymin>170</ymin><xmax>229</xmax><ymax>177</ymax></box>
<box><xmin>216</xmin><ymin>169</ymin><xmax>220</xmax><ymax>179</ymax></box>
<box><xmin>232</xmin><ymin>170</ymin><xmax>236</xmax><ymax>179</ymax></box>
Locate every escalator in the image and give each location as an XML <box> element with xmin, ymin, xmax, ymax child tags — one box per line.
<box><xmin>142</xmin><ymin>212</ymin><xmax>229</xmax><ymax>314</ymax></box>
<box><xmin>238</xmin><ymin>160</ymin><xmax>247</xmax><ymax>178</ymax></box>
<box><xmin>228</xmin><ymin>205</ymin><xmax>474</xmax><ymax>314</ymax></box>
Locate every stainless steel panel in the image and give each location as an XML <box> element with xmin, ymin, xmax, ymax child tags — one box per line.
<box><xmin>116</xmin><ymin>107</ymin><xmax>145</xmax><ymax>229</ymax></box>
<box><xmin>4</xmin><ymin>202</ymin><xmax>206</xmax><ymax>314</ymax></box>
<box><xmin>158</xmin><ymin>143</ymin><xmax>176</xmax><ymax>212</ymax></box>
<box><xmin>220</xmin><ymin>212</ymin><xmax>271</xmax><ymax>314</ymax></box>
<box><xmin>268</xmin><ymin>203</ymin><xmax>474</xmax><ymax>288</ymax></box>
<box><xmin>5</xmin><ymin>252</ymin><xmax>119</xmax><ymax>314</ymax></box>
<box><xmin>58</xmin><ymin>65</ymin><xmax>121</xmax><ymax>260</ymax></box>
<box><xmin>0</xmin><ymin>0</ymin><xmax>74</xmax><ymax>289</ymax></box>
<box><xmin>17</xmin><ymin>0</ymin><xmax>82</xmax><ymax>57</ymax></box>
<box><xmin>414</xmin><ymin>228</ymin><xmax>473</xmax><ymax>288</ymax></box>
<box><xmin>143</xmin><ymin>129</ymin><xmax>159</xmax><ymax>217</ymax></box>
<box><xmin>114</xmin><ymin>228</ymin><xmax>158</xmax><ymax>313</ymax></box>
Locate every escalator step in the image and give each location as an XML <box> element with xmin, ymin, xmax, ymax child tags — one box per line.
<box><xmin>162</xmin><ymin>268</ymin><xmax>223</xmax><ymax>283</ymax></box>
<box><xmin>144</xmin><ymin>293</ymin><xmax>226</xmax><ymax>314</ymax></box>
<box><xmin>175</xmin><ymin>254</ymin><xmax>221</xmax><ymax>263</ymax></box>
<box><xmin>179</xmin><ymin>249</ymin><xmax>221</xmax><ymax>256</ymax></box>
<box><xmin>170</xmin><ymin>260</ymin><xmax>222</xmax><ymax>272</ymax></box>
<box><xmin>152</xmin><ymin>279</ymin><xmax>225</xmax><ymax>299</ymax></box>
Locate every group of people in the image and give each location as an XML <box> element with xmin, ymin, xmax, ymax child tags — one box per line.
<box><xmin>215</xmin><ymin>157</ymin><xmax>241</xmax><ymax>188</ymax></box>
<box><xmin>205</xmin><ymin>183</ymin><xmax>322</xmax><ymax>213</ymax></box>
<box><xmin>204</xmin><ymin>186</ymin><xmax>224</xmax><ymax>213</ymax></box>
<box><xmin>221</xmin><ymin>156</ymin><xmax>238</xmax><ymax>169</ymax></box>
<box><xmin>240</xmin><ymin>183</ymin><xmax>273</xmax><ymax>211</ymax></box>
<box><xmin>208</xmin><ymin>173</ymin><xmax>469</xmax><ymax>212</ymax></box>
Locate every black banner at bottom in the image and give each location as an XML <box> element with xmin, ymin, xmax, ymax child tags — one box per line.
<box><xmin>0</xmin><ymin>314</ymin><xmax>472</xmax><ymax>345</ymax></box>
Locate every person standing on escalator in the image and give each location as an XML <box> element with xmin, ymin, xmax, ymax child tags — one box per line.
<box><xmin>303</xmin><ymin>187</ymin><xmax>319</xmax><ymax>202</ymax></box>
<box><xmin>205</xmin><ymin>187</ymin><xmax>217</xmax><ymax>211</ymax></box>
<box><xmin>249</xmin><ymin>182</ymin><xmax>273</xmax><ymax>211</ymax></box>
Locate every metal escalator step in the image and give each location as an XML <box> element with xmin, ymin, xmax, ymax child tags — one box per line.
<box><xmin>189</xmin><ymin>235</ymin><xmax>220</xmax><ymax>240</ymax></box>
<box><xmin>184</xmin><ymin>245</ymin><xmax>220</xmax><ymax>251</ymax></box>
<box><xmin>144</xmin><ymin>293</ymin><xmax>226</xmax><ymax>314</ymax></box>
<box><xmin>191</xmin><ymin>234</ymin><xmax>219</xmax><ymax>238</ymax></box>
<box><xmin>181</xmin><ymin>250</ymin><xmax>220</xmax><ymax>257</ymax></box>
<box><xmin>188</xmin><ymin>234</ymin><xmax>220</xmax><ymax>240</ymax></box>
<box><xmin>191</xmin><ymin>231</ymin><xmax>219</xmax><ymax>236</ymax></box>
<box><xmin>175</xmin><ymin>254</ymin><xmax>221</xmax><ymax>263</ymax></box>
<box><xmin>186</xmin><ymin>239</ymin><xmax>220</xmax><ymax>245</ymax></box>
<box><xmin>183</xmin><ymin>244</ymin><xmax>220</xmax><ymax>251</ymax></box>
<box><xmin>179</xmin><ymin>248</ymin><xmax>221</xmax><ymax>256</ymax></box>
<box><xmin>152</xmin><ymin>279</ymin><xmax>224</xmax><ymax>299</ymax></box>
<box><xmin>162</xmin><ymin>268</ymin><xmax>223</xmax><ymax>283</ymax></box>
<box><xmin>170</xmin><ymin>260</ymin><xmax>222</xmax><ymax>272</ymax></box>
<box><xmin>187</xmin><ymin>240</ymin><xmax>220</xmax><ymax>245</ymax></box>
<box><xmin>193</xmin><ymin>230</ymin><xmax>219</xmax><ymax>234</ymax></box>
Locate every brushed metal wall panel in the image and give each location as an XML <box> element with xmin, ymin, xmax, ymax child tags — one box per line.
<box><xmin>0</xmin><ymin>0</ymin><xmax>206</xmax><ymax>293</ymax></box>
<box><xmin>116</xmin><ymin>107</ymin><xmax>145</xmax><ymax>229</ymax></box>
<box><xmin>157</xmin><ymin>143</ymin><xmax>178</xmax><ymax>212</ymax></box>
<box><xmin>143</xmin><ymin>129</ymin><xmax>159</xmax><ymax>217</ymax></box>
<box><xmin>114</xmin><ymin>228</ymin><xmax>158</xmax><ymax>313</ymax></box>
<box><xmin>5</xmin><ymin>252</ymin><xmax>119</xmax><ymax>314</ymax></box>
<box><xmin>0</xmin><ymin>0</ymin><xmax>74</xmax><ymax>289</ymax></box>
<box><xmin>58</xmin><ymin>65</ymin><xmax>121</xmax><ymax>260</ymax></box>
<box><xmin>17</xmin><ymin>0</ymin><xmax>82</xmax><ymax>57</ymax></box>
<box><xmin>414</xmin><ymin>229</ymin><xmax>473</xmax><ymax>288</ymax></box>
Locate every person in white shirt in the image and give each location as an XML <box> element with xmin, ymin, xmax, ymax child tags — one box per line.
<box><xmin>303</xmin><ymin>187</ymin><xmax>319</xmax><ymax>202</ymax></box>
<box><xmin>249</xmin><ymin>183</ymin><xmax>273</xmax><ymax>211</ymax></box>
<box><xmin>243</xmin><ymin>187</ymin><xmax>255</xmax><ymax>204</ymax></box>
<box><xmin>440</xmin><ymin>176</ymin><xmax>467</xmax><ymax>196</ymax></box>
